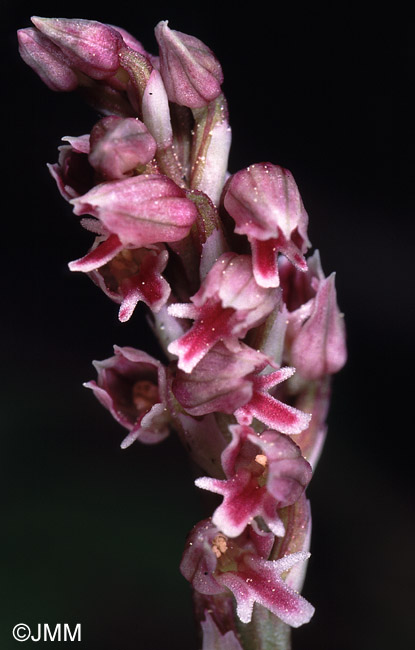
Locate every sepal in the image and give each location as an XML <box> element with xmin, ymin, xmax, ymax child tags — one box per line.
<box><xmin>70</xmin><ymin>174</ymin><xmax>198</xmax><ymax>248</ymax></box>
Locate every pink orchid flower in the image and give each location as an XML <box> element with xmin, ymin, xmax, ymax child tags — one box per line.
<box><xmin>70</xmin><ymin>238</ymin><xmax>170</xmax><ymax>321</ymax></box>
<box><xmin>180</xmin><ymin>518</ymin><xmax>314</xmax><ymax>627</ymax></box>
<box><xmin>48</xmin><ymin>134</ymin><xmax>94</xmax><ymax>201</ymax></box>
<box><xmin>195</xmin><ymin>425</ymin><xmax>312</xmax><ymax>537</ymax></box>
<box><xmin>84</xmin><ymin>345</ymin><xmax>170</xmax><ymax>447</ymax></box>
<box><xmin>172</xmin><ymin>342</ymin><xmax>311</xmax><ymax>434</ymax></box>
<box><xmin>70</xmin><ymin>174</ymin><xmax>198</xmax><ymax>248</ymax></box>
<box><xmin>223</xmin><ymin>163</ymin><xmax>310</xmax><ymax>288</ymax></box>
<box><xmin>167</xmin><ymin>253</ymin><xmax>279</xmax><ymax>373</ymax></box>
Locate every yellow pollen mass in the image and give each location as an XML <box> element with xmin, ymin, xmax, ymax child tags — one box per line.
<box><xmin>255</xmin><ymin>454</ymin><xmax>267</xmax><ymax>468</ymax></box>
<box><xmin>211</xmin><ymin>534</ymin><xmax>228</xmax><ymax>558</ymax></box>
<box><xmin>132</xmin><ymin>380</ymin><xmax>158</xmax><ymax>412</ymax></box>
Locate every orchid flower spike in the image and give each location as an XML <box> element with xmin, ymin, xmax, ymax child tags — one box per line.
<box><xmin>18</xmin><ymin>15</ymin><xmax>346</xmax><ymax>649</ymax></box>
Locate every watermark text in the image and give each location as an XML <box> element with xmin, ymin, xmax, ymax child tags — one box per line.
<box><xmin>13</xmin><ymin>623</ymin><xmax>81</xmax><ymax>642</ymax></box>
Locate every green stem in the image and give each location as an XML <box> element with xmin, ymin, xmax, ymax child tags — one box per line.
<box><xmin>236</xmin><ymin>606</ymin><xmax>291</xmax><ymax>650</ymax></box>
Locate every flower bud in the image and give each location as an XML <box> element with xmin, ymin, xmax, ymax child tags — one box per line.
<box><xmin>291</xmin><ymin>272</ymin><xmax>347</xmax><ymax>380</ymax></box>
<box><xmin>30</xmin><ymin>16</ymin><xmax>123</xmax><ymax>80</ymax></box>
<box><xmin>154</xmin><ymin>21</ymin><xmax>223</xmax><ymax>108</ymax></box>
<box><xmin>281</xmin><ymin>251</ymin><xmax>347</xmax><ymax>381</ymax></box>
<box><xmin>17</xmin><ymin>27</ymin><xmax>78</xmax><ymax>91</ymax></box>
<box><xmin>88</xmin><ymin>116</ymin><xmax>157</xmax><ymax>180</ymax></box>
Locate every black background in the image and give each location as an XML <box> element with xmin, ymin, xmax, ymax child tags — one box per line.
<box><xmin>2</xmin><ymin>2</ymin><xmax>414</xmax><ymax>649</ymax></box>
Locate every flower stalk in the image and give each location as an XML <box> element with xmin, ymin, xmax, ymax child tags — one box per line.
<box><xmin>18</xmin><ymin>16</ymin><xmax>347</xmax><ymax>649</ymax></box>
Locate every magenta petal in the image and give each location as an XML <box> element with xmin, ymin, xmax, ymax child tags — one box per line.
<box><xmin>250</xmin><ymin>432</ymin><xmax>312</xmax><ymax>505</ymax></box>
<box><xmin>278</xmin><ymin>237</ymin><xmax>308</xmax><ymax>272</ymax></box>
<box><xmin>117</xmin><ymin>286</ymin><xmax>142</xmax><ymax>322</ymax></box>
<box><xmin>254</xmin><ymin>367</ymin><xmax>295</xmax><ymax>390</ymax></box>
<box><xmin>48</xmin><ymin>138</ymin><xmax>94</xmax><ymax>201</ymax></box>
<box><xmin>261</xmin><ymin>493</ymin><xmax>286</xmax><ymax>536</ymax></box>
<box><xmin>217</xmin><ymin>553</ymin><xmax>314</xmax><ymax>626</ymax></box>
<box><xmin>168</xmin><ymin>300</ymin><xmax>235</xmax><ymax>373</ymax></box>
<box><xmin>221</xmin><ymin>424</ymin><xmax>251</xmax><ymax>478</ymax></box>
<box><xmin>251</xmin><ymin>237</ymin><xmax>281</xmax><ymax>288</ymax></box>
<box><xmin>68</xmin><ymin>234</ymin><xmax>123</xmax><ymax>272</ymax></box>
<box><xmin>124</xmin><ymin>249</ymin><xmax>170</xmax><ymax>315</ymax></box>
<box><xmin>236</xmin><ymin>391</ymin><xmax>311</xmax><ymax>434</ymax></box>
<box><xmin>118</xmin><ymin>268</ymin><xmax>170</xmax><ymax>321</ymax></box>
<box><xmin>120</xmin><ymin>430</ymin><xmax>141</xmax><ymax>449</ymax></box>
<box><xmin>196</xmin><ymin>471</ymin><xmax>265</xmax><ymax>537</ymax></box>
